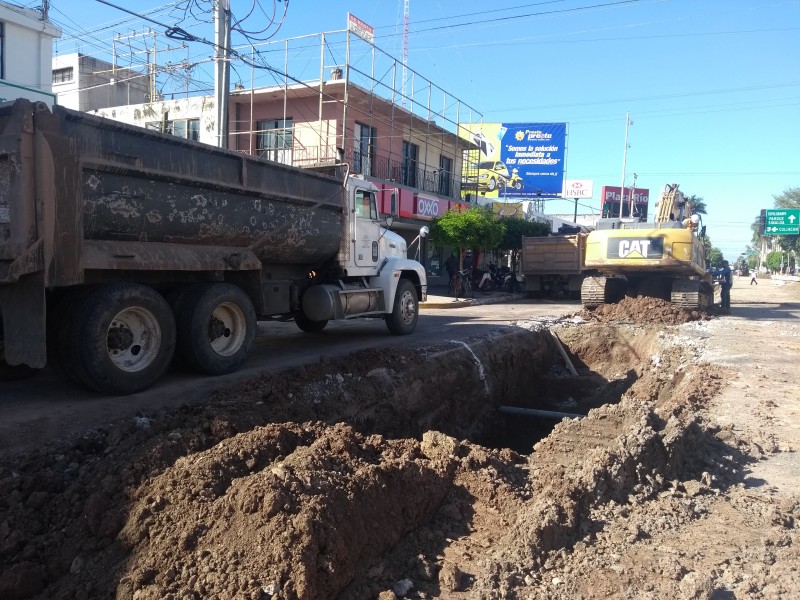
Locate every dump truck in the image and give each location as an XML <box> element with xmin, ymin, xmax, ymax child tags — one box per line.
<box><xmin>0</xmin><ymin>99</ymin><xmax>427</xmax><ymax>394</ymax></box>
<box><xmin>521</xmin><ymin>233</ymin><xmax>591</xmax><ymax>298</ymax></box>
<box><xmin>580</xmin><ymin>183</ymin><xmax>713</xmax><ymax>310</ymax></box>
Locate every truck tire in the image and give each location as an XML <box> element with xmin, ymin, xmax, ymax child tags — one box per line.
<box><xmin>69</xmin><ymin>284</ymin><xmax>176</xmax><ymax>395</ymax></box>
<box><xmin>175</xmin><ymin>283</ymin><xmax>256</xmax><ymax>375</ymax></box>
<box><xmin>48</xmin><ymin>286</ymin><xmax>96</xmax><ymax>386</ymax></box>
<box><xmin>385</xmin><ymin>279</ymin><xmax>419</xmax><ymax>335</ymax></box>
<box><xmin>295</xmin><ymin>314</ymin><xmax>328</xmax><ymax>333</ymax></box>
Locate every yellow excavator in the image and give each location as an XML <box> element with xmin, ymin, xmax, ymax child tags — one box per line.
<box><xmin>581</xmin><ymin>183</ymin><xmax>713</xmax><ymax>310</ymax></box>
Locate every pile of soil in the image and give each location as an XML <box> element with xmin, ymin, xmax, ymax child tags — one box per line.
<box><xmin>577</xmin><ymin>295</ymin><xmax>707</xmax><ymax>325</ymax></box>
<box><xmin>1</xmin><ymin>278</ymin><xmax>798</xmax><ymax>599</ymax></box>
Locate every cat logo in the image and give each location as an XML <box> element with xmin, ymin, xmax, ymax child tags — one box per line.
<box><xmin>608</xmin><ymin>237</ymin><xmax>664</xmax><ymax>259</ymax></box>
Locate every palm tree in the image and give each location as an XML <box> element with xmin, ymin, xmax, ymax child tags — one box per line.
<box><xmin>686</xmin><ymin>194</ymin><xmax>707</xmax><ymax>215</ymax></box>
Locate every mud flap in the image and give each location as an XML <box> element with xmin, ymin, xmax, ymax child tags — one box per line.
<box><xmin>0</xmin><ymin>273</ymin><xmax>46</xmax><ymax>368</ymax></box>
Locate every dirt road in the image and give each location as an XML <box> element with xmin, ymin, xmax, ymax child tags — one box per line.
<box><xmin>0</xmin><ymin>276</ymin><xmax>798</xmax><ymax>599</ymax></box>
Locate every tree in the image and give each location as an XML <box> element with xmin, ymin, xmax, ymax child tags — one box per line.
<box><xmin>773</xmin><ymin>187</ymin><xmax>800</xmax><ymax>209</ymax></box>
<box><xmin>430</xmin><ymin>207</ymin><xmax>505</xmax><ymax>270</ymax></box>
<box><xmin>686</xmin><ymin>194</ymin><xmax>707</xmax><ymax>215</ymax></box>
<box><xmin>765</xmin><ymin>251</ymin><xmax>783</xmax><ymax>273</ymax></box>
<box><xmin>497</xmin><ymin>218</ymin><xmax>551</xmax><ymax>274</ymax></box>
<box><xmin>706</xmin><ymin>247</ymin><xmax>724</xmax><ymax>269</ymax></box>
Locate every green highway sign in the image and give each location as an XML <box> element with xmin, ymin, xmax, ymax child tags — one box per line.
<box><xmin>764</xmin><ymin>209</ymin><xmax>800</xmax><ymax>235</ymax></box>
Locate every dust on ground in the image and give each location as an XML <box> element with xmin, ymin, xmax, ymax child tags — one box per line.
<box><xmin>1</xmin><ymin>276</ymin><xmax>799</xmax><ymax>599</ymax></box>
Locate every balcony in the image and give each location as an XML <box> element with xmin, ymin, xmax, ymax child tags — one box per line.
<box><xmin>237</xmin><ymin>136</ymin><xmax>469</xmax><ymax>202</ymax></box>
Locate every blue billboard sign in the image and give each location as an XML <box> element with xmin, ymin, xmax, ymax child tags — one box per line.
<box><xmin>460</xmin><ymin>122</ymin><xmax>567</xmax><ymax>200</ymax></box>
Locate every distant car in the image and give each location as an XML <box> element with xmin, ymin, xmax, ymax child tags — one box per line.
<box><xmin>461</xmin><ymin>160</ymin><xmax>510</xmax><ymax>192</ymax></box>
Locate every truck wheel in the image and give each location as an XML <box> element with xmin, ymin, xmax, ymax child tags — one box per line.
<box><xmin>385</xmin><ymin>279</ymin><xmax>419</xmax><ymax>335</ymax></box>
<box><xmin>295</xmin><ymin>314</ymin><xmax>328</xmax><ymax>333</ymax></box>
<box><xmin>49</xmin><ymin>287</ymin><xmax>96</xmax><ymax>385</ymax></box>
<box><xmin>70</xmin><ymin>284</ymin><xmax>176</xmax><ymax>395</ymax></box>
<box><xmin>175</xmin><ymin>283</ymin><xmax>256</xmax><ymax>375</ymax></box>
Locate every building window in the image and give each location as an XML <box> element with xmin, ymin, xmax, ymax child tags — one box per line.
<box><xmin>256</xmin><ymin>118</ymin><xmax>293</xmax><ymax>164</ymax></box>
<box><xmin>145</xmin><ymin>118</ymin><xmax>201</xmax><ymax>141</ymax></box>
<box><xmin>52</xmin><ymin>67</ymin><xmax>74</xmax><ymax>84</ymax></box>
<box><xmin>354</xmin><ymin>122</ymin><xmax>376</xmax><ymax>176</ymax></box>
<box><xmin>0</xmin><ymin>23</ymin><xmax>4</xmax><ymax>80</ymax></box>
<box><xmin>438</xmin><ymin>155</ymin><xmax>453</xmax><ymax>196</ymax></box>
<box><xmin>402</xmin><ymin>141</ymin><xmax>418</xmax><ymax>187</ymax></box>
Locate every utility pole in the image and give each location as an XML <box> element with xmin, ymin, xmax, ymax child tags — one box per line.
<box><xmin>214</xmin><ymin>0</ymin><xmax>231</xmax><ymax>148</ymax></box>
<box><xmin>619</xmin><ymin>112</ymin><xmax>632</xmax><ymax>217</ymax></box>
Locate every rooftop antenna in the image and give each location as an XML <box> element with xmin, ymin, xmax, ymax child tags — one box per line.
<box><xmin>401</xmin><ymin>0</ymin><xmax>409</xmax><ymax>107</ymax></box>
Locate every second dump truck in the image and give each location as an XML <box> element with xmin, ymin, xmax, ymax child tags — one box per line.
<box><xmin>0</xmin><ymin>99</ymin><xmax>427</xmax><ymax>394</ymax></box>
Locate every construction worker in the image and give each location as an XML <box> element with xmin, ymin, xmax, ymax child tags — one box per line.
<box><xmin>719</xmin><ymin>260</ymin><xmax>732</xmax><ymax>314</ymax></box>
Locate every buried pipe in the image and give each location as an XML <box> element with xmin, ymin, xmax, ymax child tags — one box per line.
<box><xmin>550</xmin><ymin>330</ymin><xmax>579</xmax><ymax>376</ymax></box>
<box><xmin>499</xmin><ymin>405</ymin><xmax>585</xmax><ymax>420</ymax></box>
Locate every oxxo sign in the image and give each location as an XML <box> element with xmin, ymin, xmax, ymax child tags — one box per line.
<box><xmin>609</xmin><ymin>237</ymin><xmax>664</xmax><ymax>259</ymax></box>
<box><xmin>414</xmin><ymin>196</ymin><xmax>446</xmax><ymax>220</ymax></box>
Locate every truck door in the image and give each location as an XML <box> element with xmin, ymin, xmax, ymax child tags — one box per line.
<box><xmin>353</xmin><ymin>187</ymin><xmax>381</xmax><ymax>268</ymax></box>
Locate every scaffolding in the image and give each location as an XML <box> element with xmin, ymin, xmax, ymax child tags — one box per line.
<box><xmin>226</xmin><ymin>29</ymin><xmax>483</xmax><ymax>200</ymax></box>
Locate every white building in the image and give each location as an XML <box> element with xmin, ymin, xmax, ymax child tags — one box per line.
<box><xmin>0</xmin><ymin>1</ymin><xmax>60</xmax><ymax>105</ymax></box>
<box><xmin>52</xmin><ymin>53</ymin><xmax>149</xmax><ymax>111</ymax></box>
<box><xmin>93</xmin><ymin>95</ymin><xmax>218</xmax><ymax>146</ymax></box>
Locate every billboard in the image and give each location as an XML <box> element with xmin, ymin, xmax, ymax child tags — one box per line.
<box><xmin>601</xmin><ymin>186</ymin><xmax>650</xmax><ymax>220</ymax></box>
<box><xmin>459</xmin><ymin>123</ymin><xmax>566</xmax><ymax>200</ymax></box>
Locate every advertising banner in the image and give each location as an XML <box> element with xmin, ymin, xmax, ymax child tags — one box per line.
<box><xmin>347</xmin><ymin>13</ymin><xmax>374</xmax><ymax>43</ymax></box>
<box><xmin>601</xmin><ymin>186</ymin><xmax>650</xmax><ymax>219</ymax></box>
<box><xmin>459</xmin><ymin>122</ymin><xmax>566</xmax><ymax>200</ymax></box>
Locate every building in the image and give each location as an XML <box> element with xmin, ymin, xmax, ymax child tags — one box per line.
<box><xmin>94</xmin><ymin>95</ymin><xmax>217</xmax><ymax>145</ymax></box>
<box><xmin>52</xmin><ymin>53</ymin><xmax>149</xmax><ymax>111</ymax></box>
<box><xmin>0</xmin><ymin>0</ymin><xmax>60</xmax><ymax>105</ymax></box>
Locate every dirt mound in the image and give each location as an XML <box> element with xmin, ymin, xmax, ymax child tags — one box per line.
<box><xmin>2</xmin><ymin>302</ymin><xmax>799</xmax><ymax>600</ymax></box>
<box><xmin>577</xmin><ymin>295</ymin><xmax>707</xmax><ymax>325</ymax></box>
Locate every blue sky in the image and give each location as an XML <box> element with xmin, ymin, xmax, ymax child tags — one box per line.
<box><xmin>44</xmin><ymin>0</ymin><xmax>800</xmax><ymax>260</ymax></box>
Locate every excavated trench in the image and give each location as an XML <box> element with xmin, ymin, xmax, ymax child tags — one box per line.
<box><xmin>0</xmin><ymin>317</ymin><xmax>728</xmax><ymax>600</ymax></box>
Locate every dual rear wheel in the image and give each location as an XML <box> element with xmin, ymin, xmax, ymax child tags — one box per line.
<box><xmin>52</xmin><ymin>282</ymin><xmax>255</xmax><ymax>395</ymax></box>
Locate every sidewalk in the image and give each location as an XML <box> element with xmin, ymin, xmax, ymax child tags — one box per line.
<box><xmin>420</xmin><ymin>285</ymin><xmax>523</xmax><ymax>309</ymax></box>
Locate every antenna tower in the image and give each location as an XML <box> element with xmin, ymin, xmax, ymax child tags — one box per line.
<box><xmin>401</xmin><ymin>0</ymin><xmax>409</xmax><ymax>107</ymax></box>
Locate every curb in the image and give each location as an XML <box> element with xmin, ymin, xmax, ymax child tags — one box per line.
<box><xmin>420</xmin><ymin>292</ymin><xmax>524</xmax><ymax>310</ymax></box>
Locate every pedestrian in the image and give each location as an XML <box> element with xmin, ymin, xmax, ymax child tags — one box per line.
<box><xmin>719</xmin><ymin>260</ymin><xmax>732</xmax><ymax>314</ymax></box>
<box><xmin>750</xmin><ymin>269</ymin><xmax>758</xmax><ymax>285</ymax></box>
<box><xmin>445</xmin><ymin>253</ymin><xmax>457</xmax><ymax>287</ymax></box>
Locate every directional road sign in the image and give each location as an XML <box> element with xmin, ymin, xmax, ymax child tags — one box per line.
<box><xmin>764</xmin><ymin>209</ymin><xmax>800</xmax><ymax>235</ymax></box>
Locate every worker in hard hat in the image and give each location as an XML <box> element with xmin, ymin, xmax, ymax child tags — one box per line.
<box><xmin>683</xmin><ymin>213</ymin><xmax>700</xmax><ymax>233</ymax></box>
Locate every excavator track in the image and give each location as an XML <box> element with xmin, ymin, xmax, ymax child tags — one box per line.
<box><xmin>670</xmin><ymin>279</ymin><xmax>713</xmax><ymax>311</ymax></box>
<box><xmin>580</xmin><ymin>276</ymin><xmax>625</xmax><ymax>308</ymax></box>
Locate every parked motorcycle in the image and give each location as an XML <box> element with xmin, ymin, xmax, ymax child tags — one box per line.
<box><xmin>497</xmin><ymin>266</ymin><xmax>524</xmax><ymax>293</ymax></box>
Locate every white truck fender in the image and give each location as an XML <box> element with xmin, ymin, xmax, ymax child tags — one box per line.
<box><xmin>370</xmin><ymin>257</ymin><xmax>427</xmax><ymax>313</ymax></box>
